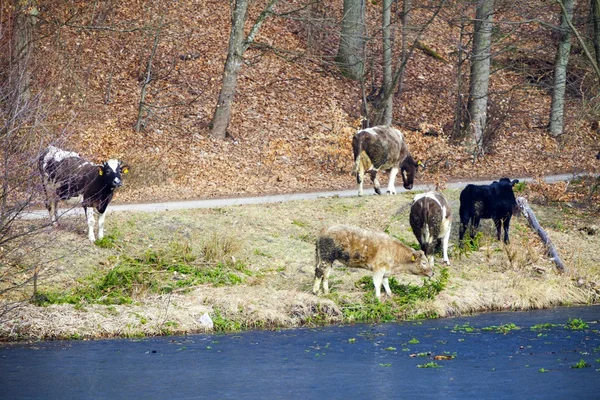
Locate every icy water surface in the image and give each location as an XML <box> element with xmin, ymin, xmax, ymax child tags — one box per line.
<box><xmin>1</xmin><ymin>306</ymin><xmax>599</xmax><ymax>399</ymax></box>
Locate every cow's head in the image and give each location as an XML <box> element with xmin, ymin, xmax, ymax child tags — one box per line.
<box><xmin>98</xmin><ymin>159</ymin><xmax>129</xmax><ymax>189</ymax></box>
<box><xmin>400</xmin><ymin>155</ymin><xmax>420</xmax><ymax>190</ymax></box>
<box><xmin>495</xmin><ymin>177</ymin><xmax>519</xmax><ymax>187</ymax></box>
<box><xmin>407</xmin><ymin>250</ymin><xmax>434</xmax><ymax>278</ymax></box>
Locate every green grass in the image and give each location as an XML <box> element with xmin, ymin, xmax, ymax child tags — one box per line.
<box><xmin>341</xmin><ymin>268</ymin><xmax>449</xmax><ymax>323</ymax></box>
<box><xmin>212</xmin><ymin>308</ymin><xmax>242</xmax><ymax>332</ymax></box>
<box><xmin>565</xmin><ymin>318</ymin><xmax>589</xmax><ymax>330</ymax></box>
<box><xmin>457</xmin><ymin>231</ymin><xmax>484</xmax><ymax>258</ymax></box>
<box><xmin>571</xmin><ymin>359</ymin><xmax>591</xmax><ymax>369</ymax></box>
<box><xmin>94</xmin><ymin>233</ymin><xmax>121</xmax><ymax>249</ymax></box>
<box><xmin>452</xmin><ymin>323</ymin><xmax>476</xmax><ymax>333</ymax></box>
<box><xmin>482</xmin><ymin>323</ymin><xmax>520</xmax><ymax>334</ymax></box>
<box><xmin>531</xmin><ymin>323</ymin><xmax>557</xmax><ymax>331</ymax></box>
<box><xmin>417</xmin><ymin>362</ymin><xmax>441</xmax><ymax>368</ymax></box>
<box><xmin>33</xmin><ymin>240</ymin><xmax>250</xmax><ymax>307</ymax></box>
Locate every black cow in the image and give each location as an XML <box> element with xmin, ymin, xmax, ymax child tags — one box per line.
<box><xmin>352</xmin><ymin>125</ymin><xmax>419</xmax><ymax>196</ymax></box>
<box><xmin>39</xmin><ymin>145</ymin><xmax>129</xmax><ymax>242</ymax></box>
<box><xmin>458</xmin><ymin>178</ymin><xmax>519</xmax><ymax>244</ymax></box>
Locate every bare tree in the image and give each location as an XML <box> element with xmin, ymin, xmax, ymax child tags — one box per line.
<box><xmin>1</xmin><ymin>0</ymin><xmax>53</xmax><ymax>321</ymax></box>
<box><xmin>380</xmin><ymin>0</ymin><xmax>394</xmax><ymax>126</ymax></box>
<box><xmin>135</xmin><ymin>16</ymin><xmax>165</xmax><ymax>132</ymax></box>
<box><xmin>395</xmin><ymin>0</ymin><xmax>412</xmax><ymax>99</ymax></box>
<box><xmin>335</xmin><ymin>0</ymin><xmax>366</xmax><ymax>80</ymax></box>
<box><xmin>592</xmin><ymin>0</ymin><xmax>600</xmax><ymax>69</ymax></box>
<box><xmin>467</xmin><ymin>0</ymin><xmax>495</xmax><ymax>155</ymax></box>
<box><xmin>210</xmin><ymin>0</ymin><xmax>279</xmax><ymax>139</ymax></box>
<box><xmin>366</xmin><ymin>0</ymin><xmax>446</xmax><ymax>127</ymax></box>
<box><xmin>549</xmin><ymin>0</ymin><xmax>574</xmax><ymax>137</ymax></box>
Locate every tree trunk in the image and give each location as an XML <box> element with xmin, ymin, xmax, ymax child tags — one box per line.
<box><xmin>549</xmin><ymin>0</ymin><xmax>574</xmax><ymax>137</ymax></box>
<box><xmin>516</xmin><ymin>197</ymin><xmax>566</xmax><ymax>273</ymax></box>
<box><xmin>395</xmin><ymin>0</ymin><xmax>411</xmax><ymax>98</ymax></box>
<box><xmin>592</xmin><ymin>0</ymin><xmax>600</xmax><ymax>69</ymax></box>
<box><xmin>9</xmin><ymin>0</ymin><xmax>38</xmax><ymax>119</ymax></box>
<box><xmin>467</xmin><ymin>0</ymin><xmax>494</xmax><ymax>155</ymax></box>
<box><xmin>452</xmin><ymin>20</ymin><xmax>468</xmax><ymax>140</ymax></box>
<box><xmin>335</xmin><ymin>0</ymin><xmax>366</xmax><ymax>81</ymax></box>
<box><xmin>378</xmin><ymin>0</ymin><xmax>394</xmax><ymax>126</ymax></box>
<box><xmin>210</xmin><ymin>0</ymin><xmax>249</xmax><ymax>139</ymax></box>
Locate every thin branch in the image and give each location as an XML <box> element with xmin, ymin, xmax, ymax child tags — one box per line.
<box><xmin>245</xmin><ymin>0</ymin><xmax>279</xmax><ymax>50</ymax></box>
<box><xmin>556</xmin><ymin>0</ymin><xmax>600</xmax><ymax>81</ymax></box>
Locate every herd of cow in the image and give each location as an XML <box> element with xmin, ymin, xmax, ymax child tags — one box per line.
<box><xmin>39</xmin><ymin>126</ymin><xmax>520</xmax><ymax>301</ymax></box>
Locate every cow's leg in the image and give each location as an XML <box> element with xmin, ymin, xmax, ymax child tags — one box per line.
<box><xmin>386</xmin><ymin>167</ymin><xmax>398</xmax><ymax>194</ymax></box>
<box><xmin>442</xmin><ymin>228</ymin><xmax>451</xmax><ymax>265</ymax></box>
<box><xmin>41</xmin><ymin>181</ymin><xmax>56</xmax><ymax>224</ymax></box>
<box><xmin>312</xmin><ymin>257</ymin><xmax>325</xmax><ymax>295</ymax></box>
<box><xmin>459</xmin><ymin>215</ymin><xmax>470</xmax><ymax>244</ymax></box>
<box><xmin>97</xmin><ymin>211</ymin><xmax>106</xmax><ymax>240</ymax></box>
<box><xmin>372</xmin><ymin>269</ymin><xmax>385</xmax><ymax>301</ymax></box>
<box><xmin>85</xmin><ymin>207</ymin><xmax>96</xmax><ymax>242</ymax></box>
<box><xmin>471</xmin><ymin>217</ymin><xmax>481</xmax><ymax>238</ymax></box>
<box><xmin>356</xmin><ymin>164</ymin><xmax>365</xmax><ymax>196</ymax></box>
<box><xmin>493</xmin><ymin>218</ymin><xmax>502</xmax><ymax>241</ymax></box>
<box><xmin>369</xmin><ymin>170</ymin><xmax>381</xmax><ymax>195</ymax></box>
<box><xmin>382</xmin><ymin>274</ymin><xmax>393</xmax><ymax>297</ymax></box>
<box><xmin>49</xmin><ymin>199</ymin><xmax>58</xmax><ymax>225</ymax></box>
<box><xmin>502</xmin><ymin>216</ymin><xmax>511</xmax><ymax>243</ymax></box>
<box><xmin>321</xmin><ymin>263</ymin><xmax>333</xmax><ymax>294</ymax></box>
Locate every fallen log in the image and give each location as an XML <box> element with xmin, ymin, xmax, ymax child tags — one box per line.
<box><xmin>516</xmin><ymin>197</ymin><xmax>566</xmax><ymax>273</ymax></box>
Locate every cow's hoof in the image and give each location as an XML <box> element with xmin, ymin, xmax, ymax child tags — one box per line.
<box><xmin>374</xmin><ymin>189</ymin><xmax>382</xmax><ymax>195</ymax></box>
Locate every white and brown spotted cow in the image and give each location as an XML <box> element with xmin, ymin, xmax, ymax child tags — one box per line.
<box><xmin>312</xmin><ymin>224</ymin><xmax>433</xmax><ymax>301</ymax></box>
<box><xmin>409</xmin><ymin>191</ymin><xmax>452</xmax><ymax>266</ymax></box>
<box><xmin>39</xmin><ymin>145</ymin><xmax>129</xmax><ymax>242</ymax></box>
<box><xmin>352</xmin><ymin>125</ymin><xmax>419</xmax><ymax>196</ymax></box>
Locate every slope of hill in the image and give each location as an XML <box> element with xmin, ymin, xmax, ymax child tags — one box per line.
<box><xmin>30</xmin><ymin>0</ymin><xmax>600</xmax><ymax>203</ymax></box>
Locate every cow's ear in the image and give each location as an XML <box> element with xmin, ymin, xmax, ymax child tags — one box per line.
<box><xmin>98</xmin><ymin>166</ymin><xmax>103</xmax><ymax>176</ymax></box>
<box><xmin>511</xmin><ymin>179</ymin><xmax>519</xmax><ymax>186</ymax></box>
<box><xmin>120</xmin><ymin>164</ymin><xmax>130</xmax><ymax>174</ymax></box>
<box><xmin>411</xmin><ymin>254</ymin><xmax>416</xmax><ymax>261</ymax></box>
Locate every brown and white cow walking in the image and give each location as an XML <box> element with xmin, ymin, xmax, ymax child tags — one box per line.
<box><xmin>409</xmin><ymin>191</ymin><xmax>452</xmax><ymax>266</ymax></box>
<box><xmin>352</xmin><ymin>125</ymin><xmax>419</xmax><ymax>196</ymax></box>
<box><xmin>39</xmin><ymin>145</ymin><xmax>129</xmax><ymax>242</ymax></box>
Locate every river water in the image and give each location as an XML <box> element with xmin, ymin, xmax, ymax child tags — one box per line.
<box><xmin>2</xmin><ymin>306</ymin><xmax>599</xmax><ymax>399</ymax></box>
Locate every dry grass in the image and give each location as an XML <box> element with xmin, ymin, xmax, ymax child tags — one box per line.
<box><xmin>1</xmin><ymin>189</ymin><xmax>599</xmax><ymax>341</ymax></box>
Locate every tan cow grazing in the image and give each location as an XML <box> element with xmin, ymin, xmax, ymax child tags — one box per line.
<box><xmin>312</xmin><ymin>224</ymin><xmax>433</xmax><ymax>301</ymax></box>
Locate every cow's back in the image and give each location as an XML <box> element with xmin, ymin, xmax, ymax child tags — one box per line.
<box><xmin>353</xmin><ymin>126</ymin><xmax>406</xmax><ymax>170</ymax></box>
<box><xmin>489</xmin><ymin>181</ymin><xmax>517</xmax><ymax>218</ymax></box>
<box><xmin>43</xmin><ymin>155</ymin><xmax>97</xmax><ymax>200</ymax></box>
<box><xmin>411</xmin><ymin>192</ymin><xmax>451</xmax><ymax>239</ymax></box>
<box><xmin>318</xmin><ymin>225</ymin><xmax>388</xmax><ymax>269</ymax></box>
<box><xmin>459</xmin><ymin>184</ymin><xmax>492</xmax><ymax>219</ymax></box>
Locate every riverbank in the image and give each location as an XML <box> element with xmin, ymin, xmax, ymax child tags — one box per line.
<box><xmin>1</xmin><ymin>187</ymin><xmax>599</xmax><ymax>341</ymax></box>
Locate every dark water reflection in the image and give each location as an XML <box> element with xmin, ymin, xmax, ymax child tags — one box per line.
<box><xmin>1</xmin><ymin>306</ymin><xmax>600</xmax><ymax>399</ymax></box>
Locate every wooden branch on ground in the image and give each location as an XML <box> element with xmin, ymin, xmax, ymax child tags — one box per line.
<box><xmin>516</xmin><ymin>197</ymin><xmax>566</xmax><ymax>273</ymax></box>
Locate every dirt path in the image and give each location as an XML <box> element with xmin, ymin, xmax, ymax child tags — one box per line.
<box><xmin>25</xmin><ymin>173</ymin><xmax>586</xmax><ymax>218</ymax></box>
